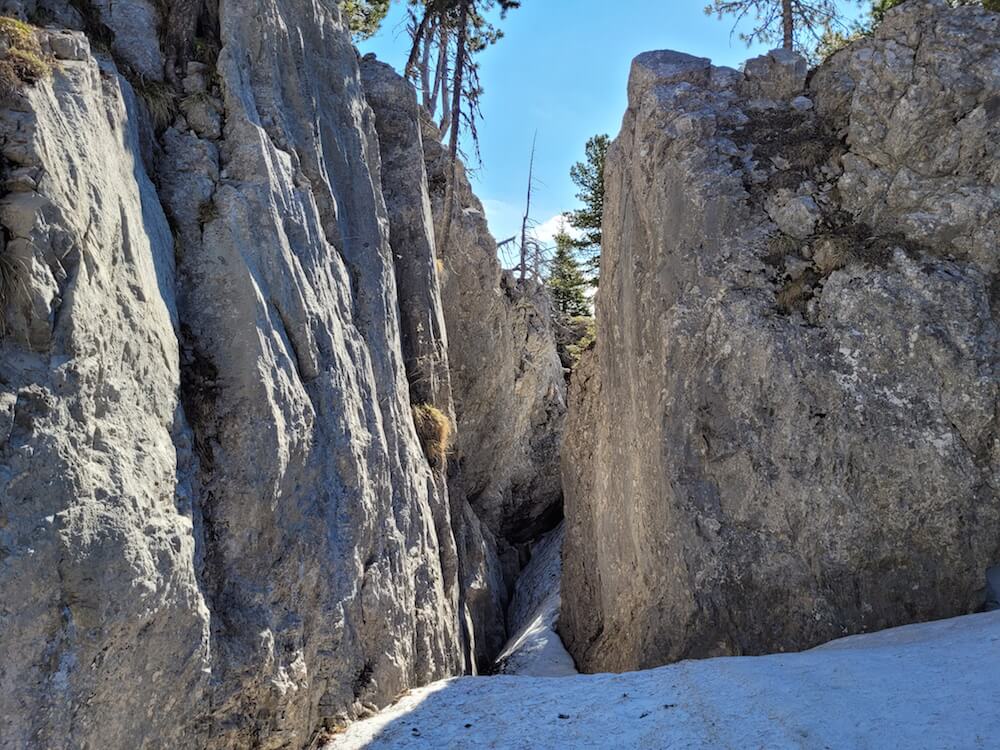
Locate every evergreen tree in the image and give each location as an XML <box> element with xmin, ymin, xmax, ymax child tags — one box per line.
<box><xmin>406</xmin><ymin>0</ymin><xmax>520</xmax><ymax>251</ymax></box>
<box><xmin>705</xmin><ymin>0</ymin><xmax>843</xmax><ymax>51</ymax></box>
<box><xmin>547</xmin><ymin>229</ymin><xmax>590</xmax><ymax>319</ymax></box>
<box><xmin>566</xmin><ymin>134</ymin><xmax>609</xmax><ymax>286</ymax></box>
<box><xmin>343</xmin><ymin>0</ymin><xmax>391</xmax><ymax>40</ymax></box>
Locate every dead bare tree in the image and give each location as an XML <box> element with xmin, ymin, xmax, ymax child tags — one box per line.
<box><xmin>518</xmin><ymin>133</ymin><xmax>538</xmax><ymax>281</ymax></box>
<box><xmin>495</xmin><ymin>134</ymin><xmax>551</xmax><ymax>282</ymax></box>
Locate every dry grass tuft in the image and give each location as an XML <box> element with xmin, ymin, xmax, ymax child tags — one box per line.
<box><xmin>134</xmin><ymin>78</ymin><xmax>178</xmax><ymax>131</ymax></box>
<box><xmin>0</xmin><ymin>17</ymin><xmax>36</xmax><ymax>49</ymax></box>
<box><xmin>411</xmin><ymin>403</ymin><xmax>451</xmax><ymax>469</ymax></box>
<box><xmin>0</xmin><ymin>16</ymin><xmax>52</xmax><ymax>102</ymax></box>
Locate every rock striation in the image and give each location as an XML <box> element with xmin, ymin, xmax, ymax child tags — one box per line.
<box><xmin>0</xmin><ymin>1</ymin><xmax>564</xmax><ymax>747</ymax></box>
<box><xmin>361</xmin><ymin>56</ymin><xmax>567</xmax><ymax>670</ymax></box>
<box><xmin>422</xmin><ymin>119</ymin><xmax>566</xmax><ymax>550</ymax></box>
<box><xmin>562</xmin><ymin>0</ymin><xmax>1000</xmax><ymax>673</ymax></box>
<box><xmin>417</xmin><ymin>85</ymin><xmax>567</xmax><ymax>665</ymax></box>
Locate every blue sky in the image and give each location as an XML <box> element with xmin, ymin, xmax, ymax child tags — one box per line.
<box><xmin>359</xmin><ymin>1</ymin><xmax>860</xmax><ymax>248</ymax></box>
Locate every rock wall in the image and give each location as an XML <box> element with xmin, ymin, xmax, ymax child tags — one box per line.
<box><xmin>0</xmin><ymin>0</ymin><xmax>568</xmax><ymax>743</ymax></box>
<box><xmin>0</xmin><ymin>30</ymin><xmax>211</xmax><ymax>749</ymax></box>
<box><xmin>361</xmin><ymin>56</ymin><xmax>567</xmax><ymax>671</ymax></box>
<box><xmin>0</xmin><ymin>0</ymin><xmax>566</xmax><ymax>746</ymax></box>
<box><xmin>422</xmin><ymin>122</ymin><xmax>566</xmax><ymax>547</ymax></box>
<box><xmin>562</xmin><ymin>0</ymin><xmax>1000</xmax><ymax>673</ymax></box>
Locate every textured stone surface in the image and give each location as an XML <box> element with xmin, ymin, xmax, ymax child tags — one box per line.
<box><xmin>0</xmin><ymin>4</ymin><xmax>486</xmax><ymax>747</ymax></box>
<box><xmin>165</xmin><ymin>2</ymin><xmax>464</xmax><ymax>745</ymax></box>
<box><xmin>361</xmin><ymin>57</ymin><xmax>567</xmax><ymax>670</ymax></box>
<box><xmin>422</xmin><ymin>119</ymin><xmax>566</xmax><ymax>546</ymax></box>
<box><xmin>0</xmin><ymin>34</ymin><xmax>210</xmax><ymax>749</ymax></box>
<box><xmin>742</xmin><ymin>48</ymin><xmax>808</xmax><ymax>102</ymax></box>
<box><xmin>360</xmin><ymin>56</ymin><xmax>500</xmax><ymax>676</ymax></box>
<box><xmin>562</xmin><ymin>0</ymin><xmax>1000</xmax><ymax>674</ymax></box>
<box><xmin>812</xmin><ymin>0</ymin><xmax>1000</xmax><ymax>273</ymax></box>
<box><xmin>0</xmin><ymin>3</ymin><xmax>568</xmax><ymax>745</ymax></box>
<box><xmin>90</xmin><ymin>0</ymin><xmax>165</xmax><ymax>80</ymax></box>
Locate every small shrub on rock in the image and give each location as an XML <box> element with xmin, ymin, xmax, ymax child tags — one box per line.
<box><xmin>411</xmin><ymin>403</ymin><xmax>451</xmax><ymax>469</ymax></box>
<box><xmin>0</xmin><ymin>16</ymin><xmax>51</xmax><ymax>102</ymax></box>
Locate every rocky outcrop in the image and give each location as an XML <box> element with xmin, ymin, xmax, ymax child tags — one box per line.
<box><xmin>422</xmin><ymin>118</ymin><xmax>566</xmax><ymax>546</ymax></box>
<box><xmin>360</xmin><ymin>56</ymin><xmax>567</xmax><ymax>672</ymax></box>
<box><xmin>562</xmin><ymin>0</ymin><xmax>1000</xmax><ymax>673</ymax></box>
<box><xmin>0</xmin><ymin>2</ymin><xmax>497</xmax><ymax>747</ymax></box>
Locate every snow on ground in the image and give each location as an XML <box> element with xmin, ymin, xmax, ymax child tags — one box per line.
<box><xmin>493</xmin><ymin>523</ymin><xmax>576</xmax><ymax>677</ymax></box>
<box><xmin>329</xmin><ymin>611</ymin><xmax>1000</xmax><ymax>749</ymax></box>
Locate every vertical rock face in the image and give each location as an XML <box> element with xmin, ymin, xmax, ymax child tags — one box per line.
<box><xmin>0</xmin><ymin>32</ymin><xmax>210</xmax><ymax>750</ymax></box>
<box><xmin>162</xmin><ymin>2</ymin><xmax>463</xmax><ymax>745</ymax></box>
<box><xmin>422</xmin><ymin>118</ymin><xmax>567</xmax><ymax>547</ymax></box>
<box><xmin>421</xmin><ymin>114</ymin><xmax>567</xmax><ymax>665</ymax></box>
<box><xmin>0</xmin><ymin>1</ymin><xmax>529</xmax><ymax>746</ymax></box>
<box><xmin>360</xmin><ymin>57</ymin><xmax>568</xmax><ymax>670</ymax></box>
<box><xmin>562</xmin><ymin>0</ymin><xmax>1000</xmax><ymax>674</ymax></box>
<box><xmin>0</xmin><ymin>0</ymin><xmax>567</xmax><ymax>743</ymax></box>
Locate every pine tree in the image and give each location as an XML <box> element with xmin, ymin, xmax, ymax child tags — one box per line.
<box><xmin>705</xmin><ymin>0</ymin><xmax>843</xmax><ymax>51</ymax></box>
<box><xmin>343</xmin><ymin>0</ymin><xmax>392</xmax><ymax>40</ymax></box>
<box><xmin>406</xmin><ymin>0</ymin><xmax>520</xmax><ymax>251</ymax></box>
<box><xmin>547</xmin><ymin>229</ymin><xmax>590</xmax><ymax>319</ymax></box>
<box><xmin>566</xmin><ymin>134</ymin><xmax>609</xmax><ymax>286</ymax></box>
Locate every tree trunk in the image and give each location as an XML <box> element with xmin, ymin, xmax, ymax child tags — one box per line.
<box><xmin>518</xmin><ymin>134</ymin><xmax>537</xmax><ymax>282</ymax></box>
<box><xmin>429</xmin><ymin>25</ymin><xmax>449</xmax><ymax>123</ymax></box>
<box><xmin>438</xmin><ymin>60</ymin><xmax>452</xmax><ymax>138</ymax></box>
<box><xmin>406</xmin><ymin>8</ymin><xmax>432</xmax><ymax>77</ymax></box>
<box><xmin>420</xmin><ymin>19</ymin><xmax>435</xmax><ymax>110</ymax></box>
<box><xmin>782</xmin><ymin>0</ymin><xmax>794</xmax><ymax>49</ymax></box>
<box><xmin>439</xmin><ymin>0</ymin><xmax>470</xmax><ymax>255</ymax></box>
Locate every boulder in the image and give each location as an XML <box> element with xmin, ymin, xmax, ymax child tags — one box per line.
<box><xmin>561</xmin><ymin>0</ymin><xmax>1000</xmax><ymax>673</ymax></box>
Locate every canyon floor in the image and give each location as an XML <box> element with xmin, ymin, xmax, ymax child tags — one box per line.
<box><xmin>329</xmin><ymin>611</ymin><xmax>1000</xmax><ymax>749</ymax></box>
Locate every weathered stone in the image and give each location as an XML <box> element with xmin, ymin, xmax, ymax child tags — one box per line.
<box><xmin>743</xmin><ymin>48</ymin><xmax>808</xmax><ymax>101</ymax></box>
<box><xmin>812</xmin><ymin>0</ymin><xmax>1000</xmax><ymax>272</ymax></box>
<box><xmin>422</xmin><ymin>113</ymin><xmax>566</xmax><ymax>548</ymax></box>
<box><xmin>562</xmin><ymin>0</ymin><xmax>1000</xmax><ymax>674</ymax></box>
<box><xmin>90</xmin><ymin>0</ymin><xmax>165</xmax><ymax>80</ymax></box>
<box><xmin>1</xmin><ymin>3</ymin><xmax>484</xmax><ymax>747</ymax></box>
<box><xmin>180</xmin><ymin>92</ymin><xmax>222</xmax><ymax>139</ymax></box>
<box><xmin>357</xmin><ymin>61</ymin><xmax>568</xmax><ymax>666</ymax></box>
<box><xmin>0</xmin><ymin>51</ymin><xmax>211</xmax><ymax>749</ymax></box>
<box><xmin>766</xmin><ymin>192</ymin><xmax>820</xmax><ymax>239</ymax></box>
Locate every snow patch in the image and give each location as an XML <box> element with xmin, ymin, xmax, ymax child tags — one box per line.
<box><xmin>330</xmin><ymin>611</ymin><xmax>1000</xmax><ymax>749</ymax></box>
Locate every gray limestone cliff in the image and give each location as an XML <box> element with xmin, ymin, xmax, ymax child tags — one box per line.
<box><xmin>0</xmin><ymin>2</ymin><xmax>564</xmax><ymax>748</ymax></box>
<box><xmin>561</xmin><ymin>0</ymin><xmax>1000</xmax><ymax>674</ymax></box>
<box><xmin>359</xmin><ymin>56</ymin><xmax>566</xmax><ymax>674</ymax></box>
<box><xmin>423</xmin><ymin>124</ymin><xmax>567</xmax><ymax>665</ymax></box>
<box><xmin>422</xmin><ymin>119</ymin><xmax>566</xmax><ymax>549</ymax></box>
